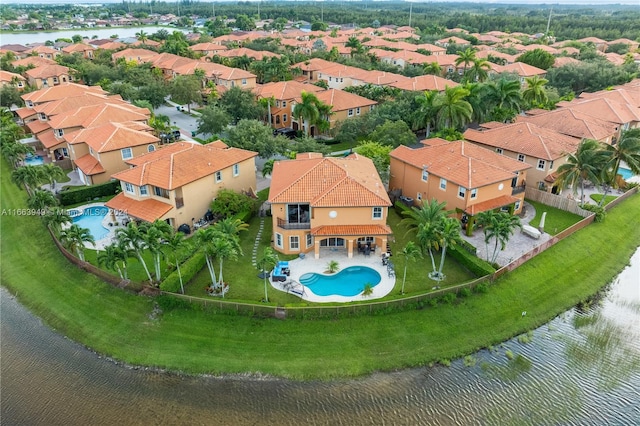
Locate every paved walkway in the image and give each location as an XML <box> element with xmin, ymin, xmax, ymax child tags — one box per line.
<box><xmin>40</xmin><ymin>169</ymin><xmax>85</xmax><ymax>193</ymax></box>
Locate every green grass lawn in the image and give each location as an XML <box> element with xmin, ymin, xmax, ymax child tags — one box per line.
<box><xmin>526</xmin><ymin>199</ymin><xmax>584</xmax><ymax>235</ymax></box>
<box><xmin>590</xmin><ymin>194</ymin><xmax>617</xmax><ymax>206</ymax></box>
<box><xmin>3</xmin><ymin>158</ymin><xmax>640</xmax><ymax>380</ymax></box>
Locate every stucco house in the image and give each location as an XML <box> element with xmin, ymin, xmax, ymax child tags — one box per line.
<box><xmin>25</xmin><ymin>64</ymin><xmax>73</xmax><ymax>89</ymax></box>
<box><xmin>268</xmin><ymin>153</ymin><xmax>392</xmax><ymax>258</ymax></box>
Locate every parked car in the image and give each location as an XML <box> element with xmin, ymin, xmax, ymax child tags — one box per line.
<box><xmin>273</xmin><ymin>127</ymin><xmax>297</xmax><ymax>139</ymax></box>
<box><xmin>159</xmin><ymin>130</ymin><xmax>183</xmax><ymax>144</ymax></box>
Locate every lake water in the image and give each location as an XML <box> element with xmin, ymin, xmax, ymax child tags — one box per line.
<box><xmin>0</xmin><ymin>26</ymin><xmax>187</xmax><ymax>46</ymax></box>
<box><xmin>2</xmin><ymin>249</ymin><xmax>639</xmax><ymax>425</ymax></box>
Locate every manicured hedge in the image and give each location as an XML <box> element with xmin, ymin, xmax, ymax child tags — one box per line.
<box><xmin>59</xmin><ymin>180</ymin><xmax>120</xmax><ymax>206</ymax></box>
<box><xmin>458</xmin><ymin>238</ymin><xmax>477</xmax><ymax>256</ymax></box>
<box><xmin>232</xmin><ymin>209</ymin><xmax>253</xmax><ymax>223</ymax></box>
<box><xmin>160</xmin><ymin>251</ymin><xmax>206</xmax><ymax>293</ymax></box>
<box><xmin>449</xmin><ymin>245</ymin><xmax>496</xmax><ymax>277</ymax></box>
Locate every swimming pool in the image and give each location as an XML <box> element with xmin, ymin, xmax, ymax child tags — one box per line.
<box><xmin>618</xmin><ymin>167</ymin><xmax>634</xmax><ymax>181</ymax></box>
<box><xmin>24</xmin><ymin>155</ymin><xmax>44</xmax><ymax>166</ymax></box>
<box><xmin>300</xmin><ymin>266</ymin><xmax>382</xmax><ymax>297</ymax></box>
<box><xmin>72</xmin><ymin>206</ymin><xmax>110</xmax><ymax>241</ymax></box>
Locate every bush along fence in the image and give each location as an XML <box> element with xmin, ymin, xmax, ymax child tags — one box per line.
<box><xmin>58</xmin><ymin>180</ymin><xmax>120</xmax><ymax>206</ymax></box>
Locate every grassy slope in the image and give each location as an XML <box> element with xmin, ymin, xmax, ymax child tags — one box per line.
<box><xmin>2</xmin><ymin>159</ymin><xmax>640</xmax><ymax>380</ymax></box>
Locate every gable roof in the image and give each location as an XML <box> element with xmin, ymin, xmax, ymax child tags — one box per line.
<box><xmin>314</xmin><ymin>89</ymin><xmax>377</xmax><ymax>111</ymax></box>
<box><xmin>254</xmin><ymin>80</ymin><xmax>323</xmax><ymax>100</ymax></box>
<box><xmin>112</xmin><ymin>142</ymin><xmax>257</xmax><ymax>190</ymax></box>
<box><xmin>389</xmin><ymin>74</ymin><xmax>458</xmax><ymax>92</ymax></box>
<box><xmin>65</xmin><ymin>121</ymin><xmax>158</xmax><ymax>153</ymax></box>
<box><xmin>48</xmin><ymin>103</ymin><xmax>150</xmax><ymax>131</ymax></box>
<box><xmin>25</xmin><ymin>64</ymin><xmax>71</xmax><ymax>79</ymax></box>
<box><xmin>502</xmin><ymin>62</ymin><xmax>546</xmax><ymax>77</ymax></box>
<box><xmin>391</xmin><ymin>139</ymin><xmax>529</xmax><ymax>189</ymax></box>
<box><xmin>269</xmin><ymin>154</ymin><xmax>391</xmax><ymax>207</ymax></box>
<box><xmin>12</xmin><ymin>56</ymin><xmax>57</xmax><ymax>68</ymax></box>
<box><xmin>22</xmin><ymin>83</ymin><xmax>107</xmax><ymax>105</ymax></box>
<box><xmin>557</xmin><ymin>97</ymin><xmax>640</xmax><ymax>125</ymax></box>
<box><xmin>518</xmin><ymin>108</ymin><xmax>618</xmax><ymax>141</ymax></box>
<box><xmin>463</xmin><ymin>122</ymin><xmax>581</xmax><ymax>160</ymax></box>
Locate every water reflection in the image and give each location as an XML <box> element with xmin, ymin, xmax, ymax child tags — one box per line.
<box><xmin>2</xmin><ymin>250</ymin><xmax>639</xmax><ymax>425</ymax></box>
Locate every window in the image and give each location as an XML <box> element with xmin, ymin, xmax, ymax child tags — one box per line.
<box><xmin>121</xmin><ymin>147</ymin><xmax>133</xmax><ymax>160</ymax></box>
<box><xmin>470</xmin><ymin>188</ymin><xmax>477</xmax><ymax>199</ymax></box>
<box><xmin>140</xmin><ymin>185</ymin><xmax>148</xmax><ymax>196</ymax></box>
<box><xmin>233</xmin><ymin>164</ymin><xmax>239</xmax><ymax>176</ymax></box>
<box><xmin>275</xmin><ymin>233</ymin><xmax>283</xmax><ymax>248</ymax></box>
<box><xmin>55</xmin><ymin>128</ymin><xmax>64</xmax><ymax>137</ymax></box>
<box><xmin>290</xmin><ymin>236</ymin><xmax>299</xmax><ymax>251</ymax></box>
<box><xmin>275</xmin><ymin>115</ymin><xmax>281</xmax><ymax>124</ymax></box>
<box><xmin>372</xmin><ymin>207</ymin><xmax>383</xmax><ymax>219</ymax></box>
<box><xmin>356</xmin><ymin>107</ymin><xmax>361</xmax><ymax>115</ymax></box>
<box><xmin>282</xmin><ymin>101</ymin><xmax>287</xmax><ymax>107</ymax></box>
<box><xmin>421</xmin><ymin>169</ymin><xmax>428</xmax><ymax>182</ymax></box>
<box><xmin>496</xmin><ymin>148</ymin><xmax>503</xmax><ymax>155</ymax></box>
<box><xmin>275</xmin><ymin>100</ymin><xmax>280</xmax><ymax>107</ymax></box>
<box><xmin>124</xmin><ymin>182</ymin><xmax>134</xmax><ymax>194</ymax></box>
<box><xmin>537</xmin><ymin>159</ymin><xmax>546</xmax><ymax>170</ymax></box>
<box><xmin>241</xmin><ymin>79</ymin><xmax>247</xmax><ymax>85</ymax></box>
<box><xmin>329</xmin><ymin>76</ymin><xmax>332</xmax><ymax>81</ymax></box>
<box><xmin>287</xmin><ymin>204</ymin><xmax>310</xmax><ymax>224</ymax></box>
<box><xmin>515</xmin><ymin>201</ymin><xmax>521</xmax><ymax>211</ymax></box>
<box><xmin>215</xmin><ymin>171</ymin><xmax>222</xmax><ymax>183</ymax></box>
<box><xmin>39</xmin><ymin>113</ymin><xmax>47</xmax><ymax>120</ymax></box>
<box><xmin>517</xmin><ymin>154</ymin><xmax>526</xmax><ymax>162</ymax></box>
<box><xmin>416</xmin><ymin>192</ymin><xmax>422</xmax><ymax>201</ymax></box>
<box><xmin>52</xmin><ymin>77</ymin><xmax>59</xmax><ymax>84</ymax></box>
<box><xmin>26</xmin><ymin>100</ymin><xmax>33</xmax><ymax>107</ymax></box>
<box><xmin>42</xmin><ymin>79</ymin><xmax>48</xmax><ymax>87</ymax></box>
<box><xmin>283</xmin><ymin>114</ymin><xmax>288</xmax><ymax>122</ymax></box>
<box><xmin>153</xmin><ymin>186</ymin><xmax>170</xmax><ymax>198</ymax></box>
<box><xmin>148</xmin><ymin>145</ymin><xmax>155</xmax><ymax>152</ymax></box>
<box><xmin>440</xmin><ymin>178</ymin><xmax>447</xmax><ymax>190</ymax></box>
<box><xmin>306</xmin><ymin>233</ymin><xmax>313</xmax><ymax>248</ymax></box>
<box><xmin>549</xmin><ymin>160</ymin><xmax>554</xmax><ymax>170</ymax></box>
<box><xmin>89</xmin><ymin>147</ymin><xmax>94</xmax><ymax>155</ymax></box>
<box><xmin>348</xmin><ymin>109</ymin><xmax>354</xmax><ymax>117</ymax></box>
<box><xmin>458</xmin><ymin>186</ymin><xmax>466</xmax><ymax>198</ymax></box>
<box><xmin>340</xmin><ymin>78</ymin><xmax>343</xmax><ymax>83</ymax></box>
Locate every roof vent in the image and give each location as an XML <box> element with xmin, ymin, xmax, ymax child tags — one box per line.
<box><xmin>208</xmin><ymin>162</ymin><xmax>211</xmax><ymax>166</ymax></box>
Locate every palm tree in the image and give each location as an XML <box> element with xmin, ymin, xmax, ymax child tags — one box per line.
<box><xmin>555</xmin><ymin>139</ymin><xmax>609</xmax><ymax>207</ymax></box>
<box><xmin>477</xmin><ymin>211</ymin><xmax>521</xmax><ymax>264</ymax></box>
<box><xmin>2</xmin><ymin>142</ymin><xmax>33</xmax><ymax>168</ymax></box>
<box><xmin>423</xmin><ymin>61</ymin><xmax>442</xmax><ymax>76</ymax></box>
<box><xmin>59</xmin><ymin>224</ymin><xmax>95</xmax><ymax>262</ymax></box>
<box><xmin>41</xmin><ymin>163</ymin><xmax>66</xmax><ymax>190</ymax></box>
<box><xmin>27</xmin><ymin>189</ymin><xmax>58</xmax><ymax>211</ymax></box>
<box><xmin>212</xmin><ymin>235</ymin><xmax>239</xmax><ymax>296</ymax></box>
<box><xmin>214</xmin><ymin>217</ymin><xmax>249</xmax><ymax>237</ymax></box>
<box><xmin>345</xmin><ymin>36</ymin><xmax>362</xmax><ymax>57</ymax></box>
<box><xmin>522</xmin><ymin>75</ymin><xmax>549</xmax><ymax>107</ymax></box>
<box><xmin>400</xmin><ymin>241</ymin><xmax>422</xmax><ymax>294</ymax></box>
<box><xmin>11</xmin><ymin>165</ymin><xmax>43</xmax><ymax>189</ymax></box>
<box><xmin>196</xmin><ymin>227</ymin><xmax>218</xmax><ymax>288</ymax></box>
<box><xmin>142</xmin><ymin>224</ymin><xmax>167</xmax><ymax>282</ymax></box>
<box><xmin>165</xmin><ymin>232</ymin><xmax>190</xmax><ymax>294</ymax></box>
<box><xmin>98</xmin><ymin>244</ymin><xmax>127</xmax><ymax>280</ymax></box>
<box><xmin>257</xmin><ymin>247</ymin><xmax>279</xmax><ymax>302</ymax></box>
<box><xmin>603</xmin><ymin>128</ymin><xmax>640</xmax><ymax>191</ymax></box>
<box><xmin>434</xmin><ymin>85</ymin><xmax>472</xmax><ymax>130</ymax></box>
<box><xmin>412</xmin><ymin>90</ymin><xmax>439</xmax><ymax>137</ymax></box>
<box><xmin>135</xmin><ymin>30</ymin><xmax>148</xmax><ymax>44</ymax></box>
<box><xmin>486</xmin><ymin>78</ymin><xmax>523</xmax><ymax>116</ymax></box>
<box><xmin>293</xmin><ymin>91</ymin><xmax>320</xmax><ymax>136</ymax></box>
<box><xmin>116</xmin><ymin>222</ymin><xmax>153</xmax><ymax>283</ymax></box>
<box><xmin>466</xmin><ymin>57</ymin><xmax>491</xmax><ymax>83</ymax></box>
<box><xmin>455</xmin><ymin>47</ymin><xmax>477</xmax><ymax>75</ymax></box>
<box><xmin>262</xmin><ymin>159</ymin><xmax>275</xmax><ymax>177</ymax></box>
<box><xmin>315</xmin><ymin>101</ymin><xmax>334</xmax><ymax>135</ymax></box>
<box><xmin>435</xmin><ymin>217</ymin><xmax>462</xmax><ymax>279</ymax></box>
<box><xmin>475</xmin><ymin>209</ymin><xmax>499</xmax><ymax>261</ymax></box>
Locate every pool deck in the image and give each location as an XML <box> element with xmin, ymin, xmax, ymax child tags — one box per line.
<box><xmin>270</xmin><ymin>248</ymin><xmax>397</xmax><ymax>303</ymax></box>
<box><xmin>66</xmin><ymin>202</ymin><xmax>129</xmax><ymax>250</ymax></box>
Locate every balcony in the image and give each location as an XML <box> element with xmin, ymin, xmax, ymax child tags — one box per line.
<box><xmin>175</xmin><ymin>197</ymin><xmax>184</xmax><ymax>209</ymax></box>
<box><xmin>512</xmin><ymin>185</ymin><xmax>526</xmax><ymax>195</ymax></box>
<box><xmin>277</xmin><ymin>217</ymin><xmax>310</xmax><ymax>230</ymax></box>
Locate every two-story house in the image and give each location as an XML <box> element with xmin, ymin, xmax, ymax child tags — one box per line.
<box><xmin>0</xmin><ymin>70</ymin><xmax>25</xmax><ymax>91</ymax></box>
<box><xmin>310</xmin><ymin>89</ymin><xmax>377</xmax><ymax>135</ymax></box>
<box><xmin>106</xmin><ymin>142</ymin><xmax>257</xmax><ymax>230</ymax></box>
<box><xmin>65</xmin><ymin>121</ymin><xmax>160</xmax><ymax>185</ymax></box>
<box><xmin>61</xmin><ymin>43</ymin><xmax>96</xmax><ymax>59</ymax></box>
<box><xmin>254</xmin><ymin>81</ymin><xmax>324</xmax><ymax>130</ymax></box>
<box><xmin>389</xmin><ymin>139</ymin><xmax>531</xmax><ymax>235</ymax></box>
<box><xmin>268</xmin><ymin>153</ymin><xmax>392</xmax><ymax>258</ymax></box>
<box><xmin>463</xmin><ymin>122</ymin><xmax>581</xmax><ymax>193</ymax></box>
<box><xmin>25</xmin><ymin>64</ymin><xmax>73</xmax><ymax>89</ymax></box>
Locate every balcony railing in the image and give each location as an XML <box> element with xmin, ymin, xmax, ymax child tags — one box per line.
<box><xmin>277</xmin><ymin>217</ymin><xmax>310</xmax><ymax>230</ymax></box>
<box><xmin>512</xmin><ymin>185</ymin><xmax>526</xmax><ymax>195</ymax></box>
<box><xmin>175</xmin><ymin>197</ymin><xmax>184</xmax><ymax>209</ymax></box>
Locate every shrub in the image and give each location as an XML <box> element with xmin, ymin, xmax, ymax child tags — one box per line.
<box><xmin>232</xmin><ymin>209</ymin><xmax>253</xmax><ymax>224</ymax></box>
<box><xmin>440</xmin><ymin>292</ymin><xmax>456</xmax><ymax>305</ymax></box>
<box><xmin>581</xmin><ymin>203</ymin><xmax>606</xmax><ymax>222</ymax></box>
<box><xmin>474</xmin><ymin>282</ymin><xmax>489</xmax><ymax>294</ymax></box>
<box><xmin>160</xmin><ymin>251</ymin><xmax>206</xmax><ymax>293</ymax></box>
<box><xmin>210</xmin><ymin>189</ymin><xmax>258</xmax><ymax>219</ymax></box>
<box><xmin>457</xmin><ymin>238</ymin><xmax>477</xmax><ymax>256</ymax></box>
<box><xmin>458</xmin><ymin>287</ymin><xmax>472</xmax><ymax>298</ymax></box>
<box><xmin>449</xmin><ymin>245</ymin><xmax>496</xmax><ymax>277</ymax></box>
<box><xmin>394</xmin><ymin>200</ymin><xmax>412</xmax><ymax>216</ymax></box>
<box><xmin>59</xmin><ymin>180</ymin><xmax>120</xmax><ymax>206</ymax></box>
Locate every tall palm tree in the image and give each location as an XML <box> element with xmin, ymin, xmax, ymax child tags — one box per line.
<box><xmin>345</xmin><ymin>36</ymin><xmax>362</xmax><ymax>57</ymax></box>
<box><xmin>486</xmin><ymin>78</ymin><xmax>523</xmax><ymax>114</ymax></box>
<box><xmin>257</xmin><ymin>247</ymin><xmax>279</xmax><ymax>302</ymax></box>
<box><xmin>401</xmin><ymin>199</ymin><xmax>449</xmax><ymax>277</ymax></box>
<box><xmin>165</xmin><ymin>232</ymin><xmax>190</xmax><ymax>294</ymax></box>
<box><xmin>455</xmin><ymin>48</ymin><xmax>477</xmax><ymax>75</ymax></box>
<box><xmin>41</xmin><ymin>163</ymin><xmax>66</xmax><ymax>190</ymax></box>
<box><xmin>142</xmin><ymin>224</ymin><xmax>167</xmax><ymax>282</ymax></box>
<box><xmin>400</xmin><ymin>241</ymin><xmax>422</xmax><ymax>294</ymax></box>
<box><xmin>98</xmin><ymin>244</ymin><xmax>128</xmax><ymax>280</ymax></box>
<box><xmin>59</xmin><ymin>224</ymin><xmax>95</xmax><ymax>262</ymax></box>
<box><xmin>475</xmin><ymin>209</ymin><xmax>499</xmax><ymax>261</ymax></box>
<box><xmin>116</xmin><ymin>222</ymin><xmax>153</xmax><ymax>283</ymax></box>
<box><xmin>315</xmin><ymin>100</ymin><xmax>334</xmax><ymax>135</ymax></box>
<box><xmin>466</xmin><ymin>57</ymin><xmax>491</xmax><ymax>83</ymax></box>
<box><xmin>293</xmin><ymin>91</ymin><xmax>320</xmax><ymax>136</ymax></box>
<box><xmin>423</xmin><ymin>61</ymin><xmax>442</xmax><ymax>76</ymax></box>
<box><xmin>477</xmin><ymin>211</ymin><xmax>521</xmax><ymax>264</ymax></box>
<box><xmin>212</xmin><ymin>235</ymin><xmax>239</xmax><ymax>297</ymax></box>
<box><xmin>603</xmin><ymin>128</ymin><xmax>640</xmax><ymax>190</ymax></box>
<box><xmin>434</xmin><ymin>85</ymin><xmax>472</xmax><ymax>130</ymax></box>
<box><xmin>135</xmin><ymin>30</ymin><xmax>148</xmax><ymax>44</ymax></box>
<box><xmin>11</xmin><ymin>165</ymin><xmax>43</xmax><ymax>189</ymax></box>
<box><xmin>27</xmin><ymin>189</ymin><xmax>58</xmax><ymax>211</ymax></box>
<box><xmin>2</xmin><ymin>142</ymin><xmax>33</xmax><ymax>168</ymax></box>
<box><xmin>522</xmin><ymin>75</ymin><xmax>549</xmax><ymax>107</ymax></box>
<box><xmin>555</xmin><ymin>139</ymin><xmax>609</xmax><ymax>207</ymax></box>
<box><xmin>196</xmin><ymin>227</ymin><xmax>218</xmax><ymax>288</ymax></box>
<box><xmin>435</xmin><ymin>217</ymin><xmax>462</xmax><ymax>279</ymax></box>
<box><xmin>412</xmin><ymin>90</ymin><xmax>439</xmax><ymax>137</ymax></box>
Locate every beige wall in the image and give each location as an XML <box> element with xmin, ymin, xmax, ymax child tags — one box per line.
<box><xmin>28</xmin><ymin>73</ymin><xmax>72</xmax><ymax>89</ymax></box>
<box><xmin>219</xmin><ymin>76</ymin><xmax>257</xmax><ymax>89</ymax></box>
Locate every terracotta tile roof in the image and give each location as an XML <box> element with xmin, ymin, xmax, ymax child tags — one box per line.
<box><xmin>74</xmin><ymin>153</ymin><xmax>105</xmax><ymax>176</ymax></box>
<box><xmin>254</xmin><ymin>81</ymin><xmax>322</xmax><ymax>101</ymax></box>
<box><xmin>61</xmin><ymin>43</ymin><xmax>96</xmax><ymax>54</ymax></box>
<box><xmin>105</xmin><ymin>192</ymin><xmax>173</xmax><ymax>223</ymax></box>
<box><xmin>26</xmin><ymin>120</ymin><xmax>50</xmax><ymax>134</ymax></box>
<box><xmin>502</xmin><ymin>62</ymin><xmax>546</xmax><ymax>77</ymax></box>
<box><xmin>112</xmin><ymin>142</ymin><xmax>257</xmax><ymax>190</ymax></box>
<box><xmin>26</xmin><ymin>46</ymin><xmax>58</xmax><ymax>55</ymax></box>
<box><xmin>65</xmin><ymin>121</ymin><xmax>158</xmax><ymax>153</ymax></box>
<box><xmin>124</xmin><ymin>142</ymin><xmax>195</xmax><ymax>166</ymax></box>
<box><xmin>0</xmin><ymin>70</ymin><xmax>25</xmax><ymax>83</ymax></box>
<box><xmin>25</xmin><ymin>64</ymin><xmax>71</xmax><ymax>79</ymax></box>
<box><xmin>464</xmin><ymin>194</ymin><xmax>521</xmax><ymax>215</ymax></box>
<box><xmin>463</xmin><ymin>122</ymin><xmax>581</xmax><ymax>161</ymax></box>
<box><xmin>311</xmin><ymin>224</ymin><xmax>393</xmax><ymax>237</ymax></box>
<box><xmin>22</xmin><ymin>83</ymin><xmax>106</xmax><ymax>105</ymax></box>
<box><xmin>418</xmin><ymin>54</ymin><xmax>459</xmax><ymax>67</ymax></box>
<box><xmin>269</xmin><ymin>154</ymin><xmax>391</xmax><ymax>207</ymax></box>
<box><xmin>97</xmin><ymin>41</ymin><xmax>126</xmax><ymax>51</ymax></box>
<box><xmin>48</xmin><ymin>103</ymin><xmax>150</xmax><ymax>131</ymax></box>
<box><xmin>15</xmin><ymin>107</ymin><xmax>35</xmax><ymax>120</ymax></box>
<box><xmin>552</xmin><ymin>57</ymin><xmax>580</xmax><ymax>68</ymax></box>
<box><xmin>35</xmin><ymin>93</ymin><xmax>122</xmax><ymax>117</ymax></box>
<box><xmin>517</xmin><ymin>108</ymin><xmax>617</xmax><ymax>141</ymax></box>
<box><xmin>314</xmin><ymin>89</ymin><xmax>377</xmax><ymax>112</ymax></box>
<box><xmin>111</xmin><ymin>48</ymin><xmax>159</xmax><ymax>63</ymax></box>
<box><xmin>557</xmin><ymin>97</ymin><xmax>640</xmax><ymax>125</ymax></box>
<box><xmin>216</xmin><ymin>47</ymin><xmax>279</xmax><ymax>60</ymax></box>
<box><xmin>578</xmin><ymin>87</ymin><xmax>640</xmax><ymax>109</ymax></box>
<box><xmin>391</xmin><ymin>140</ymin><xmax>529</xmax><ymax>189</ymax></box>
<box><xmin>39</xmin><ymin>131</ymin><xmax>65</xmax><ymax>149</ymax></box>
<box><xmin>389</xmin><ymin>74</ymin><xmax>458</xmax><ymax>92</ymax></box>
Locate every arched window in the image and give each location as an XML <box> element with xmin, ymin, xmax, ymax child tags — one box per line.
<box><xmin>148</xmin><ymin>145</ymin><xmax>156</xmax><ymax>152</ymax></box>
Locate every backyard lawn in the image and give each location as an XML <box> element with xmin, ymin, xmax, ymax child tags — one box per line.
<box><xmin>526</xmin><ymin>199</ymin><xmax>584</xmax><ymax>235</ymax></box>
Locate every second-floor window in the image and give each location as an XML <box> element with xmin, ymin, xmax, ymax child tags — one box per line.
<box><xmin>215</xmin><ymin>171</ymin><xmax>222</xmax><ymax>183</ymax></box>
<box><xmin>282</xmin><ymin>101</ymin><xmax>287</xmax><ymax>107</ymax></box>
<box><xmin>421</xmin><ymin>169</ymin><xmax>428</xmax><ymax>182</ymax></box>
<box><xmin>121</xmin><ymin>147</ymin><xmax>133</xmax><ymax>160</ymax></box>
<box><xmin>470</xmin><ymin>188</ymin><xmax>478</xmax><ymax>199</ymax></box>
<box><xmin>140</xmin><ymin>185</ymin><xmax>148</xmax><ymax>196</ymax></box>
<box><xmin>283</xmin><ymin>114</ymin><xmax>288</xmax><ymax>122</ymax></box>
<box><xmin>55</xmin><ymin>128</ymin><xmax>64</xmax><ymax>137</ymax></box>
<box><xmin>496</xmin><ymin>148</ymin><xmax>503</xmax><ymax>155</ymax></box>
<box><xmin>458</xmin><ymin>186</ymin><xmax>466</xmax><ymax>198</ymax></box>
<box><xmin>356</xmin><ymin>107</ymin><xmax>361</xmax><ymax>115</ymax></box>
<box><xmin>153</xmin><ymin>186</ymin><xmax>170</xmax><ymax>199</ymax></box>
<box><xmin>233</xmin><ymin>164</ymin><xmax>239</xmax><ymax>176</ymax></box>
<box><xmin>517</xmin><ymin>154</ymin><xmax>526</xmax><ymax>162</ymax></box>
<box><xmin>372</xmin><ymin>207</ymin><xmax>383</xmax><ymax>219</ymax></box>
<box><xmin>39</xmin><ymin>113</ymin><xmax>47</xmax><ymax>120</ymax></box>
<box><xmin>537</xmin><ymin>159</ymin><xmax>546</xmax><ymax>170</ymax></box>
<box><xmin>549</xmin><ymin>160</ymin><xmax>554</xmax><ymax>170</ymax></box>
<box><xmin>348</xmin><ymin>109</ymin><xmax>354</xmax><ymax>117</ymax></box>
<box><xmin>124</xmin><ymin>182</ymin><xmax>134</xmax><ymax>194</ymax></box>
<box><xmin>440</xmin><ymin>178</ymin><xmax>447</xmax><ymax>190</ymax></box>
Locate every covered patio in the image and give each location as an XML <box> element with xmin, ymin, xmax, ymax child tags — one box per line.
<box><xmin>462</xmin><ymin>194</ymin><xmax>521</xmax><ymax>236</ymax></box>
<box><xmin>310</xmin><ymin>224</ymin><xmax>393</xmax><ymax>259</ymax></box>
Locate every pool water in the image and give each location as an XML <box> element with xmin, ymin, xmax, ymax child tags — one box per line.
<box><xmin>300</xmin><ymin>266</ymin><xmax>382</xmax><ymax>297</ymax></box>
<box><xmin>24</xmin><ymin>155</ymin><xmax>44</xmax><ymax>166</ymax></box>
<box><xmin>72</xmin><ymin>206</ymin><xmax>110</xmax><ymax>241</ymax></box>
<box><xmin>617</xmin><ymin>167</ymin><xmax>634</xmax><ymax>181</ymax></box>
